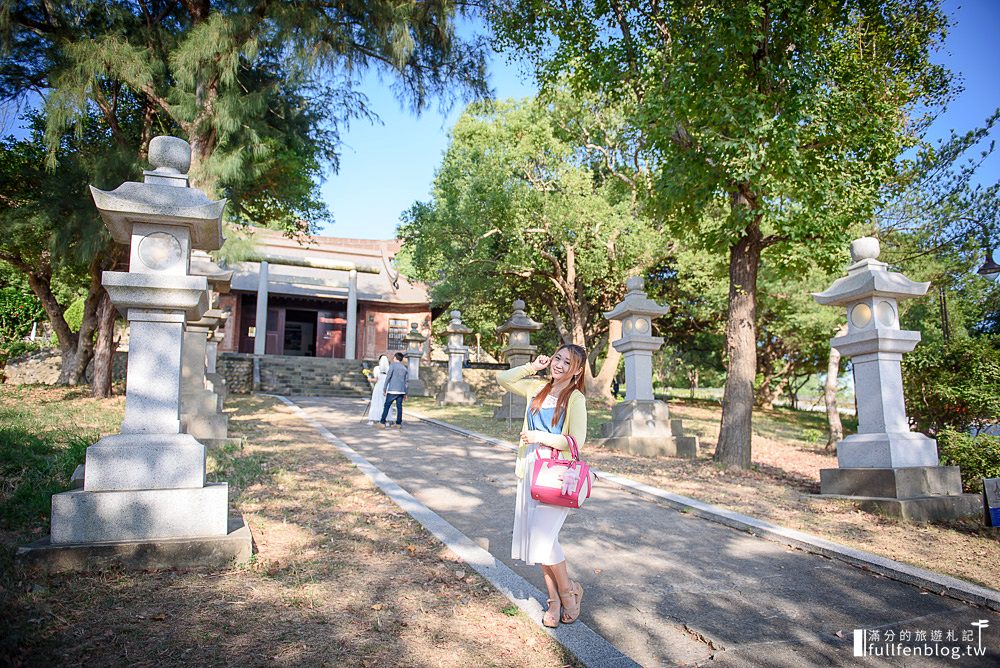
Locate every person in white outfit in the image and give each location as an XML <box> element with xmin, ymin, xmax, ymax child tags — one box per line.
<box><xmin>496</xmin><ymin>344</ymin><xmax>588</xmax><ymax>628</ymax></box>
<box><xmin>367</xmin><ymin>355</ymin><xmax>390</xmax><ymax>425</ymax></box>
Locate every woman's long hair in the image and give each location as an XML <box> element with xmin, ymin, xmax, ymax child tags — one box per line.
<box><xmin>529</xmin><ymin>344</ymin><xmax>587</xmax><ymax>427</ymax></box>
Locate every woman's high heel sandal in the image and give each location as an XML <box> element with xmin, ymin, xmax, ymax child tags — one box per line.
<box><xmin>559</xmin><ymin>581</ymin><xmax>584</xmax><ymax>624</ymax></box>
<box><xmin>542</xmin><ymin>598</ymin><xmax>561</xmax><ymax>628</ymax></box>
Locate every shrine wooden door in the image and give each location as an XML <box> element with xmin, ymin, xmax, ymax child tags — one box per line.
<box><xmin>317</xmin><ymin>310</ymin><xmax>347</xmax><ymax>358</ymax></box>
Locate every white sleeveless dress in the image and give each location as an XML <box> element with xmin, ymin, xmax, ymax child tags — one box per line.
<box><xmin>511</xmin><ymin>393</ymin><xmax>570</xmax><ymax>566</ymax></box>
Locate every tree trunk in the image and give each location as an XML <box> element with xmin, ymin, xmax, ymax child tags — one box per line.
<box><xmin>25</xmin><ymin>268</ymin><xmax>76</xmax><ymax>356</ymax></box>
<box><xmin>824</xmin><ymin>324</ymin><xmax>848</xmax><ymax>452</ymax></box>
<box><xmin>91</xmin><ymin>288</ymin><xmax>118</xmax><ymax>398</ymax></box>
<box><xmin>714</xmin><ymin>221</ymin><xmax>763</xmax><ymax>469</ymax></box>
<box><xmin>58</xmin><ymin>260</ymin><xmax>105</xmax><ymax>385</ymax></box>
<box><xmin>688</xmin><ymin>367</ymin><xmax>699</xmax><ymax>399</ymax></box>
<box><xmin>586</xmin><ymin>319</ymin><xmax>622</xmax><ymax>403</ymax></box>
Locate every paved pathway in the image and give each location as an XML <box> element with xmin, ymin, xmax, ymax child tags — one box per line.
<box><xmin>290</xmin><ymin>397</ymin><xmax>1000</xmax><ymax>667</ymax></box>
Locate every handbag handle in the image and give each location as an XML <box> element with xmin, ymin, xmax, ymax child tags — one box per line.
<box><xmin>539</xmin><ymin>434</ymin><xmax>579</xmax><ymax>462</ymax></box>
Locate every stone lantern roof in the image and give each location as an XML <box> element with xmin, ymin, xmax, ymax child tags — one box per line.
<box><xmin>496</xmin><ymin>300</ymin><xmax>542</xmax><ymax>334</ymax></box>
<box><xmin>89</xmin><ymin>136</ymin><xmax>225</xmax><ymax>251</ymax></box>
<box><xmin>191</xmin><ymin>250</ymin><xmax>233</xmax><ymax>293</ymax></box>
<box><xmin>403</xmin><ymin>322</ymin><xmax>427</xmax><ymax>344</ymax></box>
<box><xmin>604</xmin><ymin>277</ymin><xmax>668</xmax><ymax>321</ymax></box>
<box><xmin>445</xmin><ymin>310</ymin><xmax>471</xmax><ymax>334</ymax></box>
<box><xmin>812</xmin><ymin>237</ymin><xmax>929</xmax><ymax>306</ymax></box>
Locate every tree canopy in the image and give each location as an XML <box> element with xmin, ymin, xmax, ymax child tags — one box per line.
<box><xmin>399</xmin><ymin>95</ymin><xmax>661</xmax><ymax>398</ymax></box>
<box><xmin>1</xmin><ymin>0</ymin><xmax>490</xmax><ymax>232</ymax></box>
<box><xmin>490</xmin><ymin>0</ymin><xmax>958</xmax><ymax>467</ymax></box>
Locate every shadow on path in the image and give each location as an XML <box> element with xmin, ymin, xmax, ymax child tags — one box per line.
<box><xmin>294</xmin><ymin>396</ymin><xmax>1000</xmax><ymax>668</ymax></box>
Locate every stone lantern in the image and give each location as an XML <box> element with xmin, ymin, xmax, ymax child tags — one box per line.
<box><xmin>183</xmin><ymin>251</ymin><xmax>233</xmax><ymax>441</ymax></box>
<box><xmin>26</xmin><ymin>136</ymin><xmax>250</xmax><ymax>568</ymax></box>
<box><xmin>403</xmin><ymin>323</ymin><xmax>430</xmax><ymax>397</ymax></box>
<box><xmin>812</xmin><ymin>237</ymin><xmax>980</xmax><ymax>521</ymax></box>
<box><xmin>601</xmin><ymin>277</ymin><xmax>697</xmax><ymax>457</ymax></box>
<box><xmin>437</xmin><ymin>310</ymin><xmax>477</xmax><ymax>405</ymax></box>
<box><xmin>494</xmin><ymin>300</ymin><xmax>542</xmax><ymax>420</ymax></box>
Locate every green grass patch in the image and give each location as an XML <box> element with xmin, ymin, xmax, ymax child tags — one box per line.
<box><xmin>0</xmin><ymin>424</ymin><xmax>93</xmax><ymax>529</ymax></box>
<box><xmin>0</xmin><ymin>385</ymin><xmax>124</xmax><ymax>531</ymax></box>
<box><xmin>207</xmin><ymin>439</ymin><xmax>267</xmax><ymax>498</ymax></box>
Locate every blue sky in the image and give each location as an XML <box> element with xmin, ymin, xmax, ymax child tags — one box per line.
<box><xmin>319</xmin><ymin>0</ymin><xmax>1000</xmax><ymax>240</ymax></box>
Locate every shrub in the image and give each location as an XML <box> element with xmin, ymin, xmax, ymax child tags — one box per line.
<box><xmin>63</xmin><ymin>297</ymin><xmax>85</xmax><ymax>333</ymax></box>
<box><xmin>902</xmin><ymin>335</ymin><xmax>1000</xmax><ymax>435</ymax></box>
<box><xmin>0</xmin><ymin>287</ymin><xmax>44</xmax><ymax>342</ymax></box>
<box><xmin>937</xmin><ymin>429</ymin><xmax>1000</xmax><ymax>493</ymax></box>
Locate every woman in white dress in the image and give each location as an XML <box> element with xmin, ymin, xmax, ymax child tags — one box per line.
<box><xmin>496</xmin><ymin>344</ymin><xmax>588</xmax><ymax>628</ymax></box>
<box><xmin>367</xmin><ymin>355</ymin><xmax>390</xmax><ymax>425</ymax></box>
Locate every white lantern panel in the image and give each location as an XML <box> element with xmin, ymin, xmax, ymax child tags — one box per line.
<box><xmin>876</xmin><ymin>301</ymin><xmax>896</xmax><ymax>327</ymax></box>
<box><xmin>138</xmin><ymin>232</ymin><xmax>183</xmax><ymax>271</ymax></box>
<box><xmin>850</xmin><ymin>303</ymin><xmax>872</xmax><ymax>328</ymax></box>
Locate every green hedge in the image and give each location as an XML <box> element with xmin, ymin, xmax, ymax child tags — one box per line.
<box><xmin>937</xmin><ymin>429</ymin><xmax>1000</xmax><ymax>493</ymax></box>
<box><xmin>902</xmin><ymin>335</ymin><xmax>1000</xmax><ymax>435</ymax></box>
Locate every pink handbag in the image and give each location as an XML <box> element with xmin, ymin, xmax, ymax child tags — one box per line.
<box><xmin>530</xmin><ymin>435</ymin><xmax>594</xmax><ymax>509</ymax></box>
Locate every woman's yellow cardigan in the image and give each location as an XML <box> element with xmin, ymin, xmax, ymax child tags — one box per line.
<box><xmin>496</xmin><ymin>363</ymin><xmax>588</xmax><ymax>478</ymax></box>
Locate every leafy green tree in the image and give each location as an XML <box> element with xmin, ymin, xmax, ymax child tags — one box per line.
<box><xmin>0</xmin><ymin>115</ymin><xmax>127</xmax><ymax>387</ymax></box>
<box><xmin>902</xmin><ymin>335</ymin><xmax>1000</xmax><ymax>436</ymax></box>
<box><xmin>491</xmin><ymin>0</ymin><xmax>954</xmax><ymax>468</ymax></box>
<box><xmin>399</xmin><ymin>96</ymin><xmax>660</xmax><ymax>399</ymax></box>
<box><xmin>1</xmin><ymin>0</ymin><xmax>489</xmax><ymax>230</ymax></box>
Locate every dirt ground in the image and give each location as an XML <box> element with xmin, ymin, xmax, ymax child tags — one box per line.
<box><xmin>410</xmin><ymin>397</ymin><xmax>1000</xmax><ymax>592</ymax></box>
<box><xmin>1</xmin><ymin>394</ymin><xmax>578</xmax><ymax>668</ymax></box>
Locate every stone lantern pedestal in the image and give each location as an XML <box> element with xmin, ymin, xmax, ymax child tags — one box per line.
<box><xmin>191</xmin><ymin>250</ymin><xmax>232</xmax><ymax>410</ymax></box>
<box><xmin>437</xmin><ymin>310</ymin><xmax>477</xmax><ymax>405</ymax></box>
<box><xmin>181</xmin><ymin>309</ymin><xmax>229</xmax><ymax>440</ymax></box>
<box><xmin>601</xmin><ymin>278</ymin><xmax>698</xmax><ymax>457</ymax></box>
<box><xmin>403</xmin><ymin>323</ymin><xmax>430</xmax><ymax>397</ymax></box>
<box><xmin>17</xmin><ymin>136</ymin><xmax>251</xmax><ymax>571</ymax></box>
<box><xmin>494</xmin><ymin>300</ymin><xmax>542</xmax><ymax>420</ymax></box>
<box><xmin>205</xmin><ymin>312</ymin><xmax>230</xmax><ymax>408</ymax></box>
<box><xmin>813</xmin><ymin>237</ymin><xmax>980</xmax><ymax>522</ymax></box>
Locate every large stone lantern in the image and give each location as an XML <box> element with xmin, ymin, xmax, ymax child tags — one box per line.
<box><xmin>26</xmin><ymin>136</ymin><xmax>250</xmax><ymax>568</ymax></box>
<box><xmin>437</xmin><ymin>310</ymin><xmax>477</xmax><ymax>405</ymax></box>
<box><xmin>813</xmin><ymin>237</ymin><xmax>980</xmax><ymax>521</ymax></box>
<box><xmin>403</xmin><ymin>323</ymin><xmax>430</xmax><ymax>397</ymax></box>
<box><xmin>601</xmin><ymin>277</ymin><xmax>697</xmax><ymax>457</ymax></box>
<box><xmin>494</xmin><ymin>300</ymin><xmax>542</xmax><ymax>420</ymax></box>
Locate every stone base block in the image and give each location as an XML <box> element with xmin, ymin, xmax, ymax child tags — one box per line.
<box><xmin>182</xmin><ymin>412</ymin><xmax>230</xmax><ymax>440</ymax></box>
<box><xmin>820</xmin><ymin>467</ymin><xmax>964</xmax><ymax>499</ymax></box>
<box><xmin>437</xmin><ymin>381</ymin><xmax>477</xmax><ymax>406</ymax></box>
<box><xmin>50</xmin><ymin>482</ymin><xmax>229</xmax><ymax>544</ymax></box>
<box><xmin>407</xmin><ymin>378</ymin><xmax>431</xmax><ymax>397</ymax></box>
<box><xmin>599</xmin><ymin>400</ymin><xmax>698</xmax><ymax>458</ymax></box>
<box><xmin>603</xmin><ymin>400</ymin><xmax>671</xmax><ymax>437</ymax></box>
<box><xmin>84</xmin><ymin>433</ymin><xmax>206</xmax><ymax>491</ymax></box>
<box><xmin>599</xmin><ymin>435</ymin><xmax>698</xmax><ymax>458</ymax></box>
<box><xmin>818</xmin><ymin>493</ymin><xmax>983</xmax><ymax>523</ymax></box>
<box><xmin>16</xmin><ymin>516</ymin><xmax>252</xmax><ymax>573</ymax></box>
<box><xmin>494</xmin><ymin>393</ymin><xmax>529</xmax><ymax>420</ymax></box>
<box><xmin>182</xmin><ymin>389</ymin><xmax>221</xmax><ymax>415</ymax></box>
<box><xmin>206</xmin><ymin>372</ymin><xmax>228</xmax><ymax>407</ymax></box>
<box><xmin>837</xmin><ymin>432</ymin><xmax>939</xmax><ymax>468</ymax></box>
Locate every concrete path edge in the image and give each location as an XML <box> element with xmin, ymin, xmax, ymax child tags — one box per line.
<box><xmin>273</xmin><ymin>396</ymin><xmax>641</xmax><ymax>668</ymax></box>
<box><xmin>408</xmin><ymin>410</ymin><xmax>1000</xmax><ymax>613</ymax></box>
